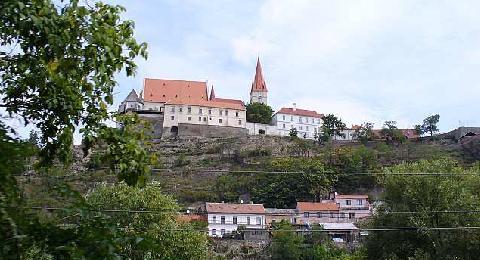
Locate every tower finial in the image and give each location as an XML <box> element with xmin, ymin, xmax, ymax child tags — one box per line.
<box><xmin>209</xmin><ymin>85</ymin><xmax>216</xmax><ymax>100</ymax></box>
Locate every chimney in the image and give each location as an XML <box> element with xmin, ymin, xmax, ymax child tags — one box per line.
<box><xmin>293</xmin><ymin>103</ymin><xmax>297</xmax><ymax>111</ymax></box>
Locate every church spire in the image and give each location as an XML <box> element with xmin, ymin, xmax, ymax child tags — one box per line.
<box><xmin>251</xmin><ymin>57</ymin><xmax>268</xmax><ymax>93</ymax></box>
<box><xmin>209</xmin><ymin>85</ymin><xmax>216</xmax><ymax>100</ymax></box>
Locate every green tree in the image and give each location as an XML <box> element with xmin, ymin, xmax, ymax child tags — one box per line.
<box><xmin>246</xmin><ymin>102</ymin><xmax>273</xmax><ymax>124</ymax></box>
<box><xmin>353</xmin><ymin>122</ymin><xmax>374</xmax><ymax>144</ymax></box>
<box><xmin>319</xmin><ymin>114</ymin><xmax>346</xmax><ymax>142</ymax></box>
<box><xmin>289</xmin><ymin>127</ymin><xmax>299</xmax><ymax>138</ymax></box>
<box><xmin>27</xmin><ymin>130</ymin><xmax>40</xmax><ymax>148</ymax></box>
<box><xmin>380</xmin><ymin>121</ymin><xmax>406</xmax><ymax>145</ymax></box>
<box><xmin>271</xmin><ymin>220</ymin><xmax>304</xmax><ymax>260</ymax></box>
<box><xmin>0</xmin><ymin>0</ymin><xmax>147</xmax><ymax>165</ymax></box>
<box><xmin>421</xmin><ymin>114</ymin><xmax>440</xmax><ymax>137</ymax></box>
<box><xmin>366</xmin><ymin>159</ymin><xmax>480</xmax><ymax>259</ymax></box>
<box><xmin>96</xmin><ymin>113</ymin><xmax>155</xmax><ymax>186</ymax></box>
<box><xmin>252</xmin><ymin>157</ymin><xmax>335</xmax><ymax>208</ymax></box>
<box><xmin>86</xmin><ymin>182</ymin><xmax>208</xmax><ymax>259</ymax></box>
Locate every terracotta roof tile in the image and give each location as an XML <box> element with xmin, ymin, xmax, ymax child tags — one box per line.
<box><xmin>206</xmin><ymin>203</ymin><xmax>265</xmax><ymax>214</ymax></box>
<box><xmin>143</xmin><ymin>78</ymin><xmax>245</xmax><ymax>110</ymax></box>
<box><xmin>143</xmin><ymin>78</ymin><xmax>208</xmax><ymax>103</ymax></box>
<box><xmin>277</xmin><ymin>107</ymin><xmax>323</xmax><ymax>118</ymax></box>
<box><xmin>296</xmin><ymin>202</ymin><xmax>339</xmax><ymax>212</ymax></box>
<box><xmin>251</xmin><ymin>58</ymin><xmax>268</xmax><ymax>93</ymax></box>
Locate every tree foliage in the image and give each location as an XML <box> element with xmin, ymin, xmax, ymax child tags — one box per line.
<box><xmin>95</xmin><ymin>113</ymin><xmax>155</xmax><ymax>186</ymax></box>
<box><xmin>319</xmin><ymin>114</ymin><xmax>346</xmax><ymax>142</ymax></box>
<box><xmin>86</xmin><ymin>182</ymin><xmax>208</xmax><ymax>259</ymax></box>
<box><xmin>366</xmin><ymin>159</ymin><xmax>480</xmax><ymax>259</ymax></box>
<box><xmin>0</xmin><ymin>0</ymin><xmax>147</xmax><ymax>165</ymax></box>
<box><xmin>418</xmin><ymin>114</ymin><xmax>440</xmax><ymax>137</ymax></box>
<box><xmin>380</xmin><ymin>121</ymin><xmax>406</xmax><ymax>145</ymax></box>
<box><xmin>246</xmin><ymin>102</ymin><xmax>273</xmax><ymax>124</ymax></box>
<box><xmin>353</xmin><ymin>122</ymin><xmax>374</xmax><ymax>144</ymax></box>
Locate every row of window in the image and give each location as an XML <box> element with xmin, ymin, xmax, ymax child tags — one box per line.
<box><xmin>282</xmin><ymin>124</ymin><xmax>320</xmax><ymax>132</ymax></box>
<box><xmin>345</xmin><ymin>199</ymin><xmax>363</xmax><ymax>206</ymax></box>
<box><xmin>211</xmin><ymin>216</ymin><xmax>262</xmax><ymax>225</ymax></box>
<box><xmin>303</xmin><ymin>212</ymin><xmax>356</xmax><ymax>219</ymax></box>
<box><xmin>170</xmin><ymin>116</ymin><xmax>242</xmax><ymax>125</ymax></box>
<box><xmin>281</xmin><ymin>115</ymin><xmax>320</xmax><ymax>124</ymax></box>
<box><xmin>170</xmin><ymin>106</ymin><xmax>239</xmax><ymax>117</ymax></box>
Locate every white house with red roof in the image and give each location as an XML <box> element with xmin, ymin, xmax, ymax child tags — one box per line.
<box><xmin>271</xmin><ymin>105</ymin><xmax>324</xmax><ymax>139</ymax></box>
<box><xmin>206</xmin><ymin>202</ymin><xmax>266</xmax><ymax>237</ymax></box>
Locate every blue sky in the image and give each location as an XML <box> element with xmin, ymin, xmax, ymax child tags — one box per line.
<box><xmin>111</xmin><ymin>0</ymin><xmax>480</xmax><ymax>132</ymax></box>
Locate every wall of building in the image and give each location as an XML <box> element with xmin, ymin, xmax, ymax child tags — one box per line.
<box><xmin>272</xmin><ymin>113</ymin><xmax>322</xmax><ymax>139</ymax></box>
<box><xmin>163</xmin><ymin>104</ymin><xmax>246</xmax><ymax>129</ymax></box>
<box><xmin>165</xmin><ymin>123</ymin><xmax>248</xmax><ymax>138</ymax></box>
<box><xmin>207</xmin><ymin>213</ymin><xmax>266</xmax><ymax>237</ymax></box>
<box><xmin>250</xmin><ymin>91</ymin><xmax>267</xmax><ymax>105</ymax></box>
<box><xmin>246</xmin><ymin>122</ymin><xmax>280</xmax><ymax>136</ymax></box>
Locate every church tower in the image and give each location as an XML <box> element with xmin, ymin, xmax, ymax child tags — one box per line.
<box><xmin>250</xmin><ymin>57</ymin><xmax>268</xmax><ymax>105</ymax></box>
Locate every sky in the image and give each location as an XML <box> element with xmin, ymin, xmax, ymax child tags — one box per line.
<box><xmin>6</xmin><ymin>0</ymin><xmax>480</xmax><ymax>140</ymax></box>
<box><xmin>110</xmin><ymin>0</ymin><xmax>480</xmax><ymax>132</ymax></box>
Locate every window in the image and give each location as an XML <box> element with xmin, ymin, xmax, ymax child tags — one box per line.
<box><xmin>238</xmin><ymin>120</ymin><xmax>242</xmax><ymax>125</ymax></box>
<box><xmin>349</xmin><ymin>213</ymin><xmax>355</xmax><ymax>219</ymax></box>
<box><xmin>346</xmin><ymin>200</ymin><xmax>351</xmax><ymax>205</ymax></box>
<box><xmin>317</xmin><ymin>212</ymin><xmax>322</xmax><ymax>218</ymax></box>
<box><xmin>221</xmin><ymin>229</ymin><xmax>225</xmax><ymax>236</ymax></box>
<box><xmin>212</xmin><ymin>216</ymin><xmax>216</xmax><ymax>223</ymax></box>
<box><xmin>291</xmin><ymin>116</ymin><xmax>293</xmax><ymax>121</ymax></box>
<box><xmin>208</xmin><ymin>109</ymin><xmax>212</xmax><ymax>115</ymax></box>
<box><xmin>304</xmin><ymin>212</ymin><xmax>310</xmax><ymax>218</ymax></box>
<box><xmin>212</xmin><ymin>229</ymin><xmax>216</xmax><ymax>236</ymax></box>
<box><xmin>247</xmin><ymin>217</ymin><xmax>251</xmax><ymax>225</ymax></box>
<box><xmin>221</xmin><ymin>216</ymin><xmax>225</xmax><ymax>224</ymax></box>
<box><xmin>283</xmin><ymin>115</ymin><xmax>285</xmax><ymax>120</ymax></box>
<box><xmin>199</xmin><ymin>108</ymin><xmax>203</xmax><ymax>114</ymax></box>
<box><xmin>283</xmin><ymin>124</ymin><xmax>286</xmax><ymax>129</ymax></box>
<box><xmin>235</xmin><ymin>111</ymin><xmax>239</xmax><ymax>117</ymax></box>
<box><xmin>299</xmin><ymin>117</ymin><xmax>302</xmax><ymax>123</ymax></box>
<box><xmin>203</xmin><ymin>117</ymin><xmax>207</xmax><ymax>122</ymax></box>
<box><xmin>220</xmin><ymin>110</ymin><xmax>223</xmax><ymax>116</ymax></box>
<box><xmin>187</xmin><ymin>107</ymin><xmax>191</xmax><ymax>113</ymax></box>
<box><xmin>225</xmin><ymin>110</ymin><xmax>228</xmax><ymax>116</ymax></box>
<box><xmin>198</xmin><ymin>117</ymin><xmax>202</xmax><ymax>121</ymax></box>
<box><xmin>357</xmin><ymin>199</ymin><xmax>363</xmax><ymax>205</ymax></box>
<box><xmin>179</xmin><ymin>107</ymin><xmax>183</xmax><ymax>112</ymax></box>
<box><xmin>306</xmin><ymin>126</ymin><xmax>309</xmax><ymax>131</ymax></box>
<box><xmin>170</xmin><ymin>116</ymin><xmax>174</xmax><ymax>120</ymax></box>
<box><xmin>233</xmin><ymin>216</ymin><xmax>237</xmax><ymax>224</ymax></box>
<box><xmin>256</xmin><ymin>217</ymin><xmax>261</xmax><ymax>225</ymax></box>
<box><xmin>219</xmin><ymin>118</ymin><xmax>223</xmax><ymax>123</ymax></box>
<box><xmin>272</xmin><ymin>219</ymin><xmax>276</xmax><ymax>224</ymax></box>
<box><xmin>188</xmin><ymin>117</ymin><xmax>192</xmax><ymax>121</ymax></box>
<box><xmin>171</xmin><ymin>106</ymin><xmax>175</xmax><ymax>112</ymax></box>
<box><xmin>299</xmin><ymin>126</ymin><xmax>303</xmax><ymax>130</ymax></box>
<box><xmin>330</xmin><ymin>212</ymin><xmax>335</xmax><ymax>218</ymax></box>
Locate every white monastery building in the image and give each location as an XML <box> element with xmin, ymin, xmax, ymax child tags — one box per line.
<box><xmin>119</xmin><ymin>57</ymin><xmax>324</xmax><ymax>139</ymax></box>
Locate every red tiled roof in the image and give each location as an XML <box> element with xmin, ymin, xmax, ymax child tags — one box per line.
<box><xmin>296</xmin><ymin>202</ymin><xmax>339</xmax><ymax>212</ymax></box>
<box><xmin>177</xmin><ymin>214</ymin><xmax>207</xmax><ymax>223</ymax></box>
<box><xmin>143</xmin><ymin>78</ymin><xmax>208</xmax><ymax>103</ymax></box>
<box><xmin>277</xmin><ymin>107</ymin><xmax>323</xmax><ymax>118</ymax></box>
<box><xmin>206</xmin><ymin>203</ymin><xmax>265</xmax><ymax>214</ymax></box>
<box><xmin>143</xmin><ymin>78</ymin><xmax>244</xmax><ymax>110</ymax></box>
<box><xmin>335</xmin><ymin>195</ymin><xmax>368</xmax><ymax>199</ymax></box>
<box><xmin>251</xmin><ymin>58</ymin><xmax>268</xmax><ymax>93</ymax></box>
